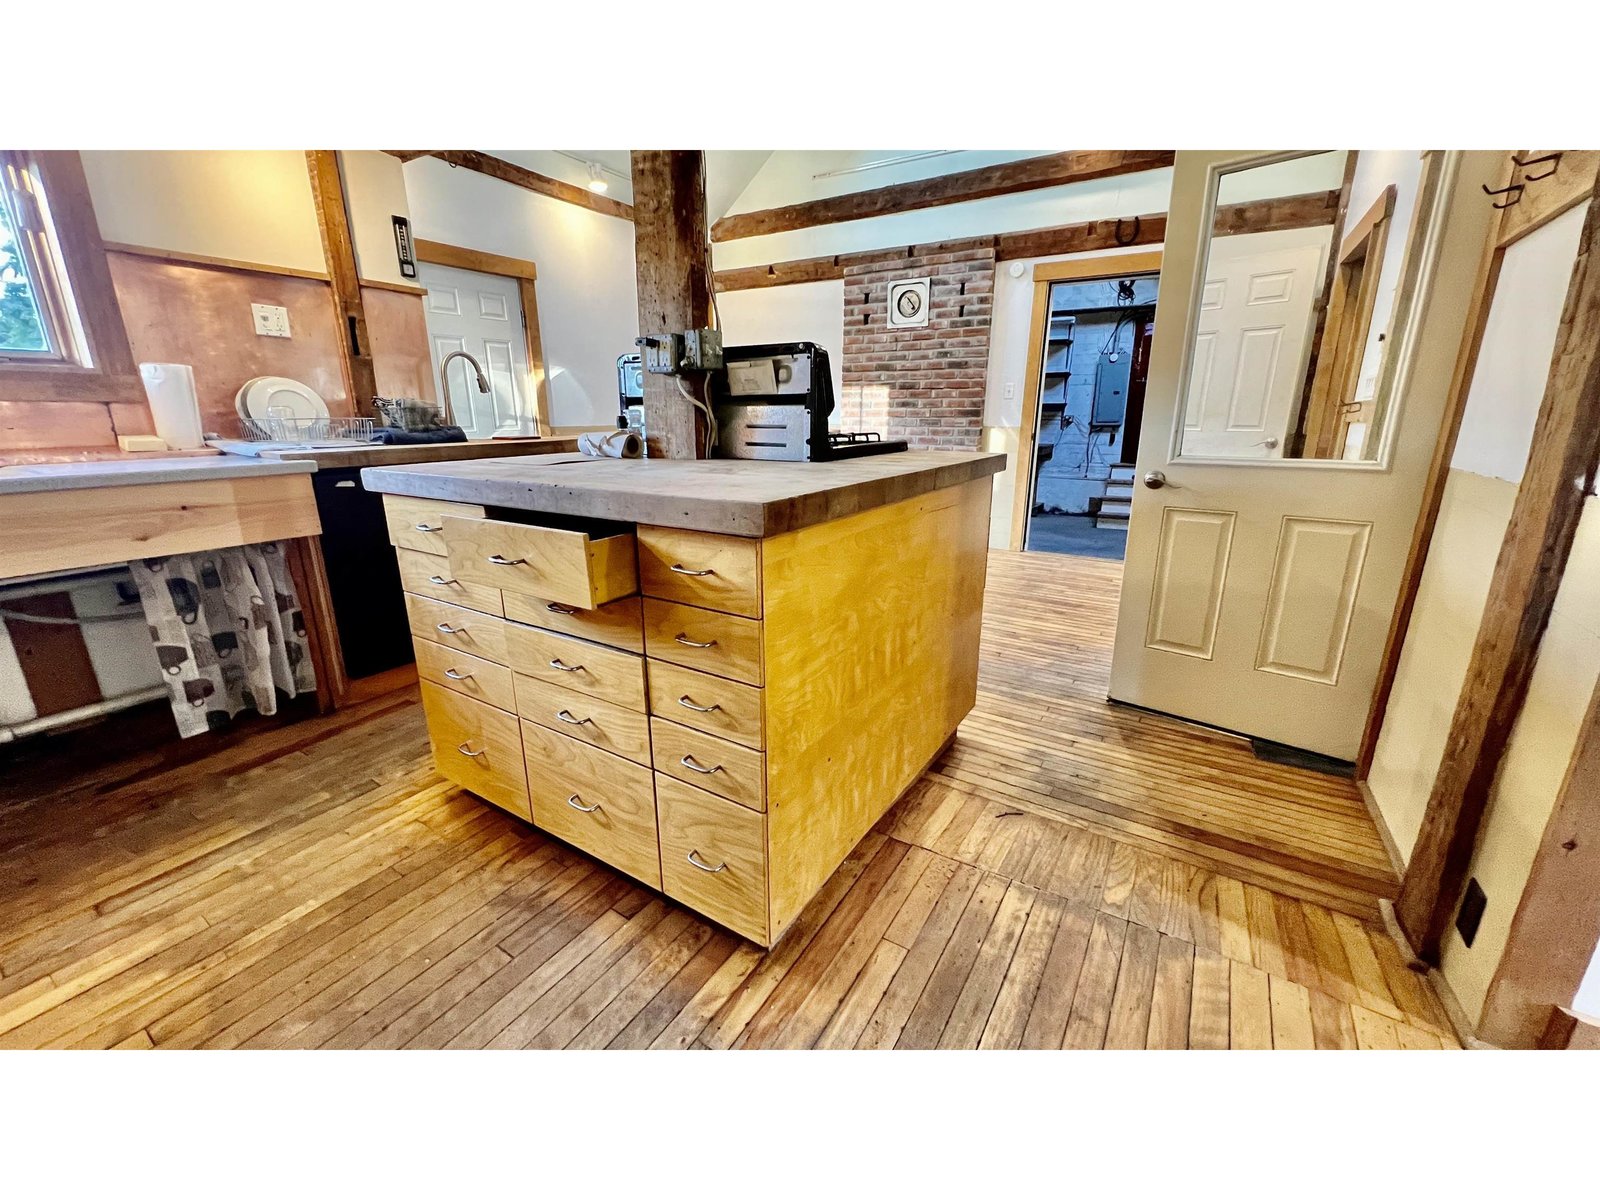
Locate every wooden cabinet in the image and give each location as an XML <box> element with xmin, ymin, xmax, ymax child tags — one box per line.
<box><xmin>656</xmin><ymin>775</ymin><xmax>768</xmax><ymax>944</ymax></box>
<box><xmin>396</xmin><ymin>547</ymin><xmax>504</xmax><ymax>617</ymax></box>
<box><xmin>637</xmin><ymin>526</ymin><xmax>762</xmax><ymax>617</ymax></box>
<box><xmin>649</xmin><ymin>718</ymin><xmax>765</xmax><ymax>812</ymax></box>
<box><xmin>384</xmin><ymin>495</ymin><xmax>485</xmax><ymax>556</ymax></box>
<box><xmin>419</xmin><ymin>681</ymin><xmax>530</xmax><ymax>821</ymax></box>
<box><xmin>522</xmin><ymin>720</ymin><xmax>661</xmax><ymax>889</ymax></box>
<box><xmin>443</xmin><ymin>514</ymin><xmax>636</xmax><ymax>609</ymax></box>
<box><xmin>515</xmin><ymin>672</ymin><xmax>652</xmax><ymax>766</ymax></box>
<box><xmin>642</xmin><ymin>599</ymin><xmax>763</xmax><ymax>686</ymax></box>
<box><xmin>646</xmin><ymin>659</ymin><xmax>764</xmax><ymax>750</ymax></box>
<box><xmin>501</xmin><ymin>591</ymin><xmax>644</xmax><ymax>654</ymax></box>
<box><xmin>405</xmin><ymin>593</ymin><xmax>510</xmax><ymax>664</ymax></box>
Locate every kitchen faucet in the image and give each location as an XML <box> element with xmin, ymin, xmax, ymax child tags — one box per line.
<box><xmin>438</xmin><ymin>350</ymin><xmax>490</xmax><ymax>426</ymax></box>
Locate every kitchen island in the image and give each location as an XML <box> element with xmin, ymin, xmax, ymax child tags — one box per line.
<box><xmin>361</xmin><ymin>450</ymin><xmax>1004</xmax><ymax>946</ymax></box>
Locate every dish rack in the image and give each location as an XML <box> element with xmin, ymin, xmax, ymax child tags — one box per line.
<box><xmin>235</xmin><ymin>416</ymin><xmax>376</xmax><ymax>443</ymax></box>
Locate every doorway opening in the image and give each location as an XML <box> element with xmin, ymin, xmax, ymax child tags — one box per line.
<box><xmin>1022</xmin><ymin>267</ymin><xmax>1159</xmax><ymax>559</ymax></box>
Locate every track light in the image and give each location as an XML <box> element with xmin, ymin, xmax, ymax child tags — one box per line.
<box><xmin>586</xmin><ymin>162</ymin><xmax>608</xmax><ymax>194</ymax></box>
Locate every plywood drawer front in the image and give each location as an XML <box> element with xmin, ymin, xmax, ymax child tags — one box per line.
<box><xmin>515</xmin><ymin>673</ymin><xmax>652</xmax><ymax>766</ymax></box>
<box><xmin>405</xmin><ymin>594</ymin><xmax>509</xmax><ymax>664</ymax></box>
<box><xmin>643</xmin><ymin>599</ymin><xmax>763</xmax><ymax>686</ymax></box>
<box><xmin>646</xmin><ymin>660</ymin><xmax>764</xmax><ymax>750</ymax></box>
<box><xmin>639</xmin><ymin>526</ymin><xmax>761</xmax><ymax>618</ymax></box>
<box><xmin>443</xmin><ymin>515</ymin><xmax>637</xmax><ymax>609</ymax></box>
<box><xmin>415</xmin><ymin>640</ymin><xmax>515</xmax><ymax>713</ymax></box>
<box><xmin>384</xmin><ymin>495</ymin><xmax>486</xmax><ymax>555</ymax></box>
<box><xmin>501</xmin><ymin>592</ymin><xmax>644</xmax><ymax>655</ymax></box>
<box><xmin>505</xmin><ymin>622</ymin><xmax>647</xmax><ymax>711</ymax></box>
<box><xmin>396</xmin><ymin>548</ymin><xmax>504</xmax><ymax>617</ymax></box>
<box><xmin>420</xmin><ymin>681</ymin><xmax>530</xmax><ymax>821</ymax></box>
<box><xmin>523</xmin><ymin>720</ymin><xmax>661</xmax><ymax>888</ymax></box>
<box><xmin>650</xmin><ymin>718</ymin><xmax>765</xmax><ymax>812</ymax></box>
<box><xmin>656</xmin><ymin>776</ymin><xmax>768</xmax><ymax>944</ymax></box>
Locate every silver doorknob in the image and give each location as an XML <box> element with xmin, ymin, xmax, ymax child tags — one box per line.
<box><xmin>1143</xmin><ymin>471</ymin><xmax>1167</xmax><ymax>489</ymax></box>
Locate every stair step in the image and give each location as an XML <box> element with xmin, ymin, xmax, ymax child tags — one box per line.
<box><xmin>1103</xmin><ymin>483</ymin><xmax>1135</xmax><ymax>500</ymax></box>
<box><xmin>1108</xmin><ymin>464</ymin><xmax>1137</xmax><ymax>482</ymax></box>
<box><xmin>1099</xmin><ymin>500</ymin><xmax>1132</xmax><ymax>518</ymax></box>
<box><xmin>1095</xmin><ymin>514</ymin><xmax>1129</xmax><ymax>530</ymax></box>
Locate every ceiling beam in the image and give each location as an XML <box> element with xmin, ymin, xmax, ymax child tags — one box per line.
<box><xmin>709</xmin><ymin>150</ymin><xmax>1175</xmax><ymax>243</ymax></box>
<box><xmin>714</xmin><ymin>190</ymin><xmax>1342</xmax><ymax>292</ymax></box>
<box><xmin>386</xmin><ymin>150</ymin><xmax>634</xmax><ymax>221</ymax></box>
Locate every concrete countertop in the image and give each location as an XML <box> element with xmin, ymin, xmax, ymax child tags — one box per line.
<box><xmin>0</xmin><ymin>455</ymin><xmax>315</xmax><ymax>496</ymax></box>
<box><xmin>211</xmin><ymin>436</ymin><xmax>581</xmax><ymax>470</ymax></box>
<box><xmin>361</xmin><ymin>450</ymin><xmax>1007</xmax><ymax>537</ymax></box>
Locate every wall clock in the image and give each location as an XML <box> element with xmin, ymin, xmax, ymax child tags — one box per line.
<box><xmin>886</xmin><ymin>277</ymin><xmax>931</xmax><ymax>329</ymax></box>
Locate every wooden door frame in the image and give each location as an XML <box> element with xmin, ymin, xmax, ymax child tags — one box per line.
<box><xmin>1007</xmin><ymin>249</ymin><xmax>1164</xmax><ymax>552</ymax></box>
<box><xmin>413</xmin><ymin>238</ymin><xmax>552</xmax><ymax>436</ymax></box>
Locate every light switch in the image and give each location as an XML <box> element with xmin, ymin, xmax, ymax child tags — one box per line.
<box><xmin>251</xmin><ymin>303</ymin><xmax>291</xmax><ymax>338</ymax></box>
<box><xmin>1004</xmin><ymin>382</ymin><xmax>1016</xmax><ymax>399</ymax></box>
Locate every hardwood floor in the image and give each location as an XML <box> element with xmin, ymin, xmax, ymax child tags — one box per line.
<box><xmin>0</xmin><ymin>550</ymin><xmax>1450</xmax><ymax>1050</ymax></box>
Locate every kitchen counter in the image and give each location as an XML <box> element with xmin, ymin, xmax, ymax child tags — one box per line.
<box><xmin>212</xmin><ymin>436</ymin><xmax>580</xmax><ymax>471</ymax></box>
<box><xmin>361</xmin><ymin>449</ymin><xmax>1004</xmax><ymax>537</ymax></box>
<box><xmin>0</xmin><ymin>455</ymin><xmax>314</xmax><ymax>496</ymax></box>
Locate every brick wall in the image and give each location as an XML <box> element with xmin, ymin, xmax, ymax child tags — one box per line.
<box><xmin>838</xmin><ymin>238</ymin><xmax>995</xmax><ymax>450</ymax></box>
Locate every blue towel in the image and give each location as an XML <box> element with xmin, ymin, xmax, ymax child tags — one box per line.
<box><xmin>369</xmin><ymin>425</ymin><xmax>468</xmax><ymax>445</ymax></box>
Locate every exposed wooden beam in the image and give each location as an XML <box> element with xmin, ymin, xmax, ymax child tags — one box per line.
<box><xmin>714</xmin><ymin>190</ymin><xmax>1342</xmax><ymax>292</ymax></box>
<box><xmin>388</xmin><ymin>150</ymin><xmax>634</xmax><ymax>221</ymax></box>
<box><xmin>710</xmin><ymin>150</ymin><xmax>1175</xmax><ymax>242</ymax></box>
<box><xmin>414</xmin><ymin>238</ymin><xmax>537</xmax><ymax>281</ymax></box>
<box><xmin>1395</xmin><ymin>178</ymin><xmax>1600</xmax><ymax>961</ymax></box>
<box><xmin>632</xmin><ymin>151</ymin><xmax>712</xmax><ymax>459</ymax></box>
<box><xmin>306</xmin><ymin>151</ymin><xmax>377</xmax><ymax>417</ymax></box>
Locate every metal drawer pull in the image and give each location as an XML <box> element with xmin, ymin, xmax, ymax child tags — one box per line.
<box><xmin>670</xmin><ymin>564</ymin><xmax>716</xmax><ymax>577</ymax></box>
<box><xmin>456</xmin><ymin>742</ymin><xmax>486</xmax><ymax>758</ymax></box>
<box><xmin>428</xmin><ymin>574</ymin><xmax>457</xmax><ymax>586</ymax></box>
<box><xmin>567</xmin><ymin>794</ymin><xmax>601</xmax><ymax>814</ymax></box>
<box><xmin>678</xmin><ymin>695</ymin><xmax>722</xmax><ymax>714</ymax></box>
<box><xmin>686</xmin><ymin>850</ymin><xmax>727</xmax><ymax>874</ymax></box>
<box><xmin>487</xmin><ymin>554</ymin><xmax>527</xmax><ymax>566</ymax></box>
<box><xmin>414</xmin><ymin>522</ymin><xmax>443</xmax><ymax>532</ymax></box>
<box><xmin>674</xmin><ymin>633</ymin><xmax>718</xmax><ymax>649</ymax></box>
<box><xmin>556</xmin><ymin>709</ymin><xmax>592</xmax><ymax>726</ymax></box>
<box><xmin>681</xmin><ymin>754</ymin><xmax>724</xmax><ymax>775</ymax></box>
<box><xmin>444</xmin><ymin>668</ymin><xmax>473</xmax><ymax>681</ymax></box>
<box><xmin>437</xmin><ymin>623</ymin><xmax>466</xmax><ymax>635</ymax></box>
<box><xmin>545</xmin><ymin>602</ymin><xmax>578</xmax><ymax>615</ymax></box>
<box><xmin>549</xmin><ymin>658</ymin><xmax>584</xmax><ymax>673</ymax></box>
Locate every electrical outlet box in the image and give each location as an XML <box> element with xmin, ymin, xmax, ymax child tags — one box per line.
<box><xmin>682</xmin><ymin>328</ymin><xmax>724</xmax><ymax>371</ymax></box>
<box><xmin>637</xmin><ymin>333</ymin><xmax>683</xmax><ymax>375</ymax></box>
<box><xmin>251</xmin><ymin>303</ymin><xmax>291</xmax><ymax>338</ymax></box>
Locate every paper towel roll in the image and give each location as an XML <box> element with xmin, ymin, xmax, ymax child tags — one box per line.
<box><xmin>139</xmin><ymin>363</ymin><xmax>204</xmax><ymax>450</ymax></box>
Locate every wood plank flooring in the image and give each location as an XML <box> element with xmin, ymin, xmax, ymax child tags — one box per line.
<box><xmin>0</xmin><ymin>550</ymin><xmax>1448</xmax><ymax>1049</ymax></box>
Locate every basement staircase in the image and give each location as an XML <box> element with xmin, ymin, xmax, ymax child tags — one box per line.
<box><xmin>1095</xmin><ymin>465</ymin><xmax>1136</xmax><ymax>530</ymax></box>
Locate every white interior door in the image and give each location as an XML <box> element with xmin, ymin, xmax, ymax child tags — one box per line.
<box><xmin>419</xmin><ymin>261</ymin><xmax>534</xmax><ymax>439</ymax></box>
<box><xmin>1108</xmin><ymin>151</ymin><xmax>1498</xmax><ymax>760</ymax></box>
<box><xmin>1182</xmin><ymin>229</ymin><xmax>1327</xmax><ymax>459</ymax></box>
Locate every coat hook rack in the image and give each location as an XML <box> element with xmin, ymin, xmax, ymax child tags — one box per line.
<box><xmin>1513</xmin><ymin>151</ymin><xmax>1563</xmax><ymax>182</ymax></box>
<box><xmin>1482</xmin><ymin>180</ymin><xmax>1525</xmax><ymax>209</ymax></box>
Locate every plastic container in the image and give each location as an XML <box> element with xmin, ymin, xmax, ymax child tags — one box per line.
<box><xmin>138</xmin><ymin>363</ymin><xmax>205</xmax><ymax>450</ymax></box>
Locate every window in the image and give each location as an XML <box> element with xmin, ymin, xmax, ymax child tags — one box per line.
<box><xmin>0</xmin><ymin>151</ymin><xmax>89</xmax><ymax>365</ymax></box>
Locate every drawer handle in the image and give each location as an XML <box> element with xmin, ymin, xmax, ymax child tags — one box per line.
<box><xmin>436</xmin><ymin>623</ymin><xmax>466</xmax><ymax>635</ymax></box>
<box><xmin>428</xmin><ymin>574</ymin><xmax>457</xmax><ymax>586</ymax></box>
<box><xmin>677</xmin><ymin>695</ymin><xmax>722</xmax><ymax>714</ymax></box>
<box><xmin>456</xmin><ymin>742</ymin><xmax>486</xmax><ymax>758</ymax></box>
<box><xmin>487</xmin><ymin>554</ymin><xmax>527</xmax><ymax>566</ymax></box>
<box><xmin>556</xmin><ymin>709</ymin><xmax>592</xmax><ymax>726</ymax></box>
<box><xmin>444</xmin><ymin>668</ymin><xmax>473</xmax><ymax>681</ymax></box>
<box><xmin>414</xmin><ymin>522</ymin><xmax>443</xmax><ymax>532</ymax></box>
<box><xmin>670</xmin><ymin>564</ymin><xmax>716</xmax><ymax>577</ymax></box>
<box><xmin>681</xmin><ymin>754</ymin><xmax>724</xmax><ymax>775</ymax></box>
<box><xmin>545</xmin><ymin>602</ymin><xmax>578</xmax><ymax>615</ymax></box>
<box><xmin>686</xmin><ymin>850</ymin><xmax>727</xmax><ymax>874</ymax></box>
<box><xmin>674</xmin><ymin>633</ymin><xmax>718</xmax><ymax>649</ymax></box>
<box><xmin>567</xmin><ymin>794</ymin><xmax>602</xmax><ymax>814</ymax></box>
<box><xmin>549</xmin><ymin>658</ymin><xmax>585</xmax><ymax>673</ymax></box>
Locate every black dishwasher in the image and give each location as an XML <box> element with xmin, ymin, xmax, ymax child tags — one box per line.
<box><xmin>311</xmin><ymin>467</ymin><xmax>414</xmax><ymax>678</ymax></box>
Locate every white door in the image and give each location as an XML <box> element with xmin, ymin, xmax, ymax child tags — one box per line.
<box><xmin>1109</xmin><ymin>151</ymin><xmax>1497</xmax><ymax>760</ymax></box>
<box><xmin>1181</xmin><ymin>230</ymin><xmax>1326</xmax><ymax>459</ymax></box>
<box><xmin>419</xmin><ymin>261</ymin><xmax>535</xmax><ymax>440</ymax></box>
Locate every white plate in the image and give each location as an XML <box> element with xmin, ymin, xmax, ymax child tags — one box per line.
<box><xmin>239</xmin><ymin>376</ymin><xmax>330</xmax><ymax>422</ymax></box>
<box><xmin>235</xmin><ymin>377</ymin><xmax>267</xmax><ymax>419</ymax></box>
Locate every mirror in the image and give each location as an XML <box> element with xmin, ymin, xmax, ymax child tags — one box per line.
<box><xmin>1177</xmin><ymin>151</ymin><xmax>1440</xmax><ymax>462</ymax></box>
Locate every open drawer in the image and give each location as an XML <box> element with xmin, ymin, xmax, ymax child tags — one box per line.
<box><xmin>441</xmin><ymin>514</ymin><xmax>638</xmax><ymax>609</ymax></box>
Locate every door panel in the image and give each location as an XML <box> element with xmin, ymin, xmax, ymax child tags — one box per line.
<box><xmin>1110</xmin><ymin>151</ymin><xmax>1500</xmax><ymax>760</ymax></box>
<box><xmin>418</xmin><ymin>261</ymin><xmax>535</xmax><ymax>440</ymax></box>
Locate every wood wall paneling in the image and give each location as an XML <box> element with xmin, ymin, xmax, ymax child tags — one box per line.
<box><xmin>363</xmin><ymin>286</ymin><xmax>438</xmax><ymax>405</ymax></box>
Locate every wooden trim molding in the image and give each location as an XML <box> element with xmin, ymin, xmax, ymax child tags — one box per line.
<box><xmin>710</xmin><ymin>150</ymin><xmax>1175</xmax><ymax>242</ymax></box>
<box><xmin>1032</xmin><ymin>250</ymin><xmax>1164</xmax><ymax>283</ymax></box>
<box><xmin>415</xmin><ymin>239</ymin><xmax>538</xmax><ymax>281</ymax></box>
<box><xmin>103</xmin><ymin>241</ymin><xmax>331</xmax><ymax>282</ymax></box>
<box><xmin>1395</xmin><ymin>179</ymin><xmax>1600</xmax><ymax>960</ymax></box>
<box><xmin>1009</xmin><ymin>278</ymin><xmax>1052</xmax><ymax>552</ymax></box>
<box><xmin>358</xmin><ymin>277</ymin><xmax>427</xmax><ymax>297</ymax></box>
<box><xmin>392</xmin><ymin>151</ymin><xmax>634</xmax><ymax>222</ymax></box>
<box><xmin>714</xmin><ymin>191</ymin><xmax>1340</xmax><ymax>292</ymax></box>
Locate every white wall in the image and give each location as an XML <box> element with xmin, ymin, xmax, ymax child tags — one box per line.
<box><xmin>341</xmin><ymin>151</ymin><xmax>413</xmax><ymax>289</ymax></box>
<box><xmin>81</xmin><ymin>151</ymin><xmax>326</xmax><ymax>272</ymax></box>
<box><xmin>402</xmin><ymin>157</ymin><xmax>638</xmax><ymax>428</ymax></box>
<box><xmin>716</xmin><ymin>280</ymin><xmax>845</xmax><ymax>404</ymax></box>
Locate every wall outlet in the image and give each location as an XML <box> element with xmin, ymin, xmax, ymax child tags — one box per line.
<box><xmin>251</xmin><ymin>303</ymin><xmax>291</xmax><ymax>338</ymax></box>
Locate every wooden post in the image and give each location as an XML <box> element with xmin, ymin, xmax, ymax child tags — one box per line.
<box><xmin>1395</xmin><ymin>182</ymin><xmax>1600</xmax><ymax>960</ymax></box>
<box><xmin>631</xmin><ymin>151</ymin><xmax>712</xmax><ymax>459</ymax></box>
<box><xmin>306</xmin><ymin>151</ymin><xmax>378</xmax><ymax>418</ymax></box>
